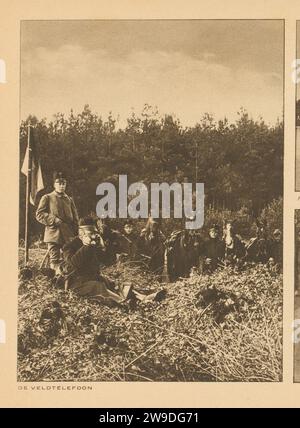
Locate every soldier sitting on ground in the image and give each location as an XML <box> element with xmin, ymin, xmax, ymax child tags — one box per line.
<box><xmin>60</xmin><ymin>216</ymin><xmax>165</xmax><ymax>306</ymax></box>
<box><xmin>116</xmin><ymin>219</ymin><xmax>141</xmax><ymax>262</ymax></box>
<box><xmin>268</xmin><ymin>229</ymin><xmax>283</xmax><ymax>273</ymax></box>
<box><xmin>139</xmin><ymin>217</ymin><xmax>166</xmax><ymax>276</ymax></box>
<box><xmin>199</xmin><ymin>224</ymin><xmax>225</xmax><ymax>273</ymax></box>
<box><xmin>62</xmin><ymin>216</ymin><xmax>126</xmax><ymax>304</ymax></box>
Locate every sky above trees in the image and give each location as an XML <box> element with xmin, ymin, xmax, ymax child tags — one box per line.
<box><xmin>21</xmin><ymin>20</ymin><xmax>283</xmax><ymax>127</ymax></box>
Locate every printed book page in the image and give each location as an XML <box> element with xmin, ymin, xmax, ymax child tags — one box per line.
<box><xmin>0</xmin><ymin>0</ymin><xmax>299</xmax><ymax>408</ymax></box>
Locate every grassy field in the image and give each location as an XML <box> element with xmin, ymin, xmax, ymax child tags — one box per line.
<box><xmin>17</xmin><ymin>248</ymin><xmax>282</xmax><ymax>382</ymax></box>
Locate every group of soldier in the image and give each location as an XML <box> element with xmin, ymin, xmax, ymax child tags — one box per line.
<box><xmin>35</xmin><ymin>172</ymin><xmax>166</xmax><ymax>305</ymax></box>
<box><xmin>34</xmin><ymin>172</ymin><xmax>282</xmax><ymax>306</ymax></box>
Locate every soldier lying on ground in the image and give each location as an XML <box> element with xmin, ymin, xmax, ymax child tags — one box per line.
<box><xmin>59</xmin><ymin>217</ymin><xmax>165</xmax><ymax>306</ymax></box>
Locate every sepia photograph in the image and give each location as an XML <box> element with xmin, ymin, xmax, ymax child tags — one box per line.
<box><xmin>18</xmin><ymin>20</ymin><xmax>284</xmax><ymax>382</ymax></box>
<box><xmin>294</xmin><ymin>21</ymin><xmax>300</xmax><ymax>384</ymax></box>
<box><xmin>296</xmin><ymin>21</ymin><xmax>300</xmax><ymax>191</ymax></box>
<box><xmin>295</xmin><ymin>210</ymin><xmax>300</xmax><ymax>382</ymax></box>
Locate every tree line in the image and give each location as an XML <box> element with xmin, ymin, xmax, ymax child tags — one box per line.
<box><xmin>19</xmin><ymin>104</ymin><xmax>283</xmax><ymax>239</ymax></box>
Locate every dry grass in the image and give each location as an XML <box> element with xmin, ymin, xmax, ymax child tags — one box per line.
<box><xmin>17</xmin><ymin>249</ymin><xmax>282</xmax><ymax>382</ymax></box>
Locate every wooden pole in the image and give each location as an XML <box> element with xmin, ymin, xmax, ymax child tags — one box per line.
<box><xmin>24</xmin><ymin>123</ymin><xmax>32</xmax><ymax>265</ymax></box>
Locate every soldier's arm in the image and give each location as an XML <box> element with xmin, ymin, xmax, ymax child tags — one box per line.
<box><xmin>36</xmin><ymin>195</ymin><xmax>61</xmax><ymax>226</ymax></box>
<box><xmin>63</xmin><ymin>238</ymin><xmax>80</xmax><ymax>262</ymax></box>
<box><xmin>218</xmin><ymin>241</ymin><xmax>226</xmax><ymax>259</ymax></box>
<box><xmin>67</xmin><ymin>244</ymin><xmax>95</xmax><ymax>270</ymax></box>
<box><xmin>70</xmin><ymin>197</ymin><xmax>79</xmax><ymax>226</ymax></box>
<box><xmin>136</xmin><ymin>231</ymin><xmax>146</xmax><ymax>252</ymax></box>
<box><xmin>160</xmin><ymin>231</ymin><xmax>167</xmax><ymax>242</ymax></box>
<box><xmin>268</xmin><ymin>240</ymin><xmax>274</xmax><ymax>258</ymax></box>
<box><xmin>198</xmin><ymin>239</ymin><xmax>206</xmax><ymax>257</ymax></box>
<box><xmin>109</xmin><ymin>230</ymin><xmax>127</xmax><ymax>253</ymax></box>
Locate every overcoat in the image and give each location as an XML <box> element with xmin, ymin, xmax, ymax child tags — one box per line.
<box><xmin>36</xmin><ymin>190</ymin><xmax>79</xmax><ymax>244</ymax></box>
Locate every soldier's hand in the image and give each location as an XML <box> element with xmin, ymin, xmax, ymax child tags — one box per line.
<box><xmin>81</xmin><ymin>234</ymin><xmax>93</xmax><ymax>246</ymax></box>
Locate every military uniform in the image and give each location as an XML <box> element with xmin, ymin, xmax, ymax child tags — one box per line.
<box><xmin>200</xmin><ymin>236</ymin><xmax>225</xmax><ymax>272</ymax></box>
<box><xmin>62</xmin><ymin>236</ymin><xmax>165</xmax><ymax>304</ymax></box>
<box><xmin>139</xmin><ymin>228</ymin><xmax>166</xmax><ymax>275</ymax></box>
<box><xmin>36</xmin><ymin>190</ymin><xmax>79</xmax><ymax>267</ymax></box>
<box><xmin>62</xmin><ymin>237</ymin><xmax>125</xmax><ymax>303</ymax></box>
<box><xmin>269</xmin><ymin>238</ymin><xmax>283</xmax><ymax>268</ymax></box>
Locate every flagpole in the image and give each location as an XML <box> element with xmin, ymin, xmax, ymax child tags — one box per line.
<box><xmin>24</xmin><ymin>123</ymin><xmax>32</xmax><ymax>265</ymax></box>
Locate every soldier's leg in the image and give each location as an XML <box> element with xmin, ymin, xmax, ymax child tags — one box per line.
<box><xmin>75</xmin><ymin>280</ymin><xmax>125</xmax><ymax>304</ymax></box>
<box><xmin>48</xmin><ymin>242</ymin><xmax>62</xmax><ymax>273</ymax></box>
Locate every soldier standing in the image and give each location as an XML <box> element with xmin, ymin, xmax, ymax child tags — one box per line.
<box><xmin>36</xmin><ymin>172</ymin><xmax>79</xmax><ymax>273</ymax></box>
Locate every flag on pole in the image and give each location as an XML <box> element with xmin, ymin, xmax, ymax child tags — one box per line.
<box><xmin>21</xmin><ymin>127</ymin><xmax>44</xmax><ymax>205</ymax></box>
